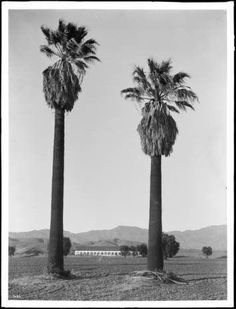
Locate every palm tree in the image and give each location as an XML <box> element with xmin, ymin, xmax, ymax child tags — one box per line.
<box><xmin>40</xmin><ymin>19</ymin><xmax>99</xmax><ymax>274</ymax></box>
<box><xmin>121</xmin><ymin>59</ymin><xmax>198</xmax><ymax>271</ymax></box>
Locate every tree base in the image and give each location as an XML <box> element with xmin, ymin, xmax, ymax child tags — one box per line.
<box><xmin>47</xmin><ymin>268</ymin><xmax>75</xmax><ymax>279</ymax></box>
<box><xmin>130</xmin><ymin>270</ymin><xmax>188</xmax><ymax>284</ymax></box>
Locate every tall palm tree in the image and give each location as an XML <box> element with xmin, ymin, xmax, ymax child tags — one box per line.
<box><xmin>121</xmin><ymin>59</ymin><xmax>198</xmax><ymax>271</ymax></box>
<box><xmin>40</xmin><ymin>19</ymin><xmax>99</xmax><ymax>274</ymax></box>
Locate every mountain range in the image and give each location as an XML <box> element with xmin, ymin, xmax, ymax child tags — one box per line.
<box><xmin>9</xmin><ymin>224</ymin><xmax>227</xmax><ymax>250</ymax></box>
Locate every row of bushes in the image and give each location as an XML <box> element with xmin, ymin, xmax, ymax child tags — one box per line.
<box><xmin>119</xmin><ymin>233</ymin><xmax>180</xmax><ymax>258</ymax></box>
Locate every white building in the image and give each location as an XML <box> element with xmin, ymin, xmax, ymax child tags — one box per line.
<box><xmin>75</xmin><ymin>250</ymin><xmax>121</xmax><ymax>256</ymax></box>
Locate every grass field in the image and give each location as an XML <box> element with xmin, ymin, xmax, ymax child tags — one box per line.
<box><xmin>8</xmin><ymin>255</ymin><xmax>227</xmax><ymax>301</ymax></box>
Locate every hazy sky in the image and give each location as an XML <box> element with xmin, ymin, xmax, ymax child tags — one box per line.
<box><xmin>8</xmin><ymin>8</ymin><xmax>227</xmax><ymax>233</ymax></box>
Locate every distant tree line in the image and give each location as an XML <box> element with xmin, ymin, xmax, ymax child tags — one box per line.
<box><xmin>119</xmin><ymin>233</ymin><xmax>180</xmax><ymax>258</ymax></box>
<box><xmin>119</xmin><ymin>244</ymin><xmax>148</xmax><ymax>258</ymax></box>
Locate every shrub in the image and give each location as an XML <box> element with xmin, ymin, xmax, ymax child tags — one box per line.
<box><xmin>162</xmin><ymin>233</ymin><xmax>180</xmax><ymax>259</ymax></box>
<box><xmin>129</xmin><ymin>245</ymin><xmax>138</xmax><ymax>257</ymax></box>
<box><xmin>202</xmin><ymin>246</ymin><xmax>213</xmax><ymax>258</ymax></box>
<box><xmin>9</xmin><ymin>246</ymin><xmax>16</xmax><ymax>256</ymax></box>
<box><xmin>120</xmin><ymin>245</ymin><xmax>130</xmax><ymax>258</ymax></box>
<box><xmin>137</xmin><ymin>243</ymin><xmax>148</xmax><ymax>257</ymax></box>
<box><xmin>63</xmin><ymin>237</ymin><xmax>72</xmax><ymax>256</ymax></box>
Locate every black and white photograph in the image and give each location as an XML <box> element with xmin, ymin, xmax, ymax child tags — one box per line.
<box><xmin>1</xmin><ymin>1</ymin><xmax>234</xmax><ymax>307</ymax></box>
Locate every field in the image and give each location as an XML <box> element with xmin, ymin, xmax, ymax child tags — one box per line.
<box><xmin>8</xmin><ymin>255</ymin><xmax>227</xmax><ymax>301</ymax></box>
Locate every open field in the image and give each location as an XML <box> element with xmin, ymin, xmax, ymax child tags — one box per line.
<box><xmin>9</xmin><ymin>255</ymin><xmax>227</xmax><ymax>301</ymax></box>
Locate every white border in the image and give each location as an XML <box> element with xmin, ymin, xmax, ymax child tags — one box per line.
<box><xmin>1</xmin><ymin>1</ymin><xmax>234</xmax><ymax>10</ymax></box>
<box><xmin>2</xmin><ymin>2</ymin><xmax>10</xmax><ymax>308</ymax></box>
<box><xmin>1</xmin><ymin>1</ymin><xmax>234</xmax><ymax>308</ymax></box>
<box><xmin>2</xmin><ymin>300</ymin><xmax>235</xmax><ymax>308</ymax></box>
<box><xmin>226</xmin><ymin>2</ymin><xmax>234</xmax><ymax>307</ymax></box>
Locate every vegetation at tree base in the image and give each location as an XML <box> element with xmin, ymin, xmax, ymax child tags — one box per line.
<box><xmin>202</xmin><ymin>246</ymin><xmax>213</xmax><ymax>258</ymax></box>
<box><xmin>41</xmin><ymin>19</ymin><xmax>99</xmax><ymax>275</ymax></box>
<box><xmin>162</xmin><ymin>233</ymin><xmax>180</xmax><ymax>259</ymax></box>
<box><xmin>121</xmin><ymin>59</ymin><xmax>198</xmax><ymax>271</ymax></box>
<box><xmin>63</xmin><ymin>237</ymin><xmax>72</xmax><ymax>256</ymax></box>
<box><xmin>137</xmin><ymin>243</ymin><xmax>148</xmax><ymax>257</ymax></box>
<box><xmin>9</xmin><ymin>246</ymin><xmax>16</xmax><ymax>256</ymax></box>
<box><xmin>119</xmin><ymin>245</ymin><xmax>131</xmax><ymax>258</ymax></box>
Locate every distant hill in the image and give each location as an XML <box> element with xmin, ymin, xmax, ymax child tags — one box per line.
<box><xmin>9</xmin><ymin>226</ymin><xmax>148</xmax><ymax>246</ymax></box>
<box><xmin>9</xmin><ymin>224</ymin><xmax>227</xmax><ymax>254</ymax></box>
<box><xmin>9</xmin><ymin>237</ymin><xmax>47</xmax><ymax>257</ymax></box>
<box><xmin>168</xmin><ymin>225</ymin><xmax>227</xmax><ymax>250</ymax></box>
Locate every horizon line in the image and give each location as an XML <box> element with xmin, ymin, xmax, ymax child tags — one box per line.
<box><xmin>9</xmin><ymin>223</ymin><xmax>227</xmax><ymax>234</ymax></box>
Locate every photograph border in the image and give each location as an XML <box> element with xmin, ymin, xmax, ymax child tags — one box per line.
<box><xmin>2</xmin><ymin>1</ymin><xmax>234</xmax><ymax>307</ymax></box>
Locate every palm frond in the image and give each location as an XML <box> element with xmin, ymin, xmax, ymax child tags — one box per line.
<box><xmin>159</xmin><ymin>59</ymin><xmax>172</xmax><ymax>74</ymax></box>
<box><xmin>133</xmin><ymin>66</ymin><xmax>154</xmax><ymax>96</ymax></box>
<box><xmin>175</xmin><ymin>101</ymin><xmax>195</xmax><ymax>111</ymax></box>
<box><xmin>176</xmin><ymin>88</ymin><xmax>198</xmax><ymax>102</ymax></box>
<box><xmin>121</xmin><ymin>86</ymin><xmax>152</xmax><ymax>103</ymax></box>
<box><xmin>147</xmin><ymin>58</ymin><xmax>159</xmax><ymax>74</ymax></box>
<box><xmin>66</xmin><ymin>38</ymin><xmax>79</xmax><ymax>50</ymax></box>
<box><xmin>83</xmin><ymin>55</ymin><xmax>101</xmax><ymax>63</ymax></box>
<box><xmin>73</xmin><ymin>59</ymin><xmax>89</xmax><ymax>73</ymax></box>
<box><xmin>147</xmin><ymin>58</ymin><xmax>160</xmax><ymax>89</ymax></box>
<box><xmin>158</xmin><ymin>72</ymin><xmax>173</xmax><ymax>87</ymax></box>
<box><xmin>81</xmin><ymin>42</ymin><xmax>97</xmax><ymax>56</ymax></box>
<box><xmin>167</xmin><ymin>105</ymin><xmax>180</xmax><ymax>113</ymax></box>
<box><xmin>66</xmin><ymin>22</ymin><xmax>78</xmax><ymax>41</ymax></box>
<box><xmin>121</xmin><ymin>87</ymin><xmax>143</xmax><ymax>96</ymax></box>
<box><xmin>121</xmin><ymin>87</ymin><xmax>146</xmax><ymax>102</ymax></box>
<box><xmin>83</xmin><ymin>38</ymin><xmax>99</xmax><ymax>46</ymax></box>
<box><xmin>41</xmin><ymin>26</ymin><xmax>54</xmax><ymax>45</ymax></box>
<box><xmin>147</xmin><ymin>58</ymin><xmax>173</xmax><ymax>91</ymax></box>
<box><xmin>148</xmin><ymin>58</ymin><xmax>172</xmax><ymax>75</ymax></box>
<box><xmin>50</xmin><ymin>31</ymin><xmax>62</xmax><ymax>45</ymax></box>
<box><xmin>123</xmin><ymin>94</ymin><xmax>144</xmax><ymax>102</ymax></box>
<box><xmin>74</xmin><ymin>26</ymin><xmax>88</xmax><ymax>44</ymax></box>
<box><xmin>57</xmin><ymin>19</ymin><xmax>68</xmax><ymax>49</ymax></box>
<box><xmin>148</xmin><ymin>59</ymin><xmax>174</xmax><ymax>92</ymax></box>
<box><xmin>41</xmin><ymin>24</ymin><xmax>65</xmax><ymax>49</ymax></box>
<box><xmin>173</xmin><ymin>72</ymin><xmax>190</xmax><ymax>84</ymax></box>
<box><xmin>58</xmin><ymin>19</ymin><xmax>66</xmax><ymax>33</ymax></box>
<box><xmin>133</xmin><ymin>66</ymin><xmax>146</xmax><ymax>80</ymax></box>
<box><xmin>40</xmin><ymin>45</ymin><xmax>57</xmax><ymax>58</ymax></box>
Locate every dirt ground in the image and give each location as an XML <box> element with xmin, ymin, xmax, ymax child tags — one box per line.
<box><xmin>8</xmin><ymin>255</ymin><xmax>227</xmax><ymax>301</ymax></box>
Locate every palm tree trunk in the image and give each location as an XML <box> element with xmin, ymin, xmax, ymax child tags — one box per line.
<box><xmin>147</xmin><ymin>155</ymin><xmax>164</xmax><ymax>271</ymax></box>
<box><xmin>47</xmin><ymin>108</ymin><xmax>64</xmax><ymax>274</ymax></box>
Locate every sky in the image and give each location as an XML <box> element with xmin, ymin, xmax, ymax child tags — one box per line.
<box><xmin>8</xmin><ymin>7</ymin><xmax>228</xmax><ymax>233</ymax></box>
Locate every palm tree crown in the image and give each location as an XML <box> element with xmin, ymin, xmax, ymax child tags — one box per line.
<box><xmin>121</xmin><ymin>58</ymin><xmax>198</xmax><ymax>156</ymax></box>
<box><xmin>40</xmin><ymin>19</ymin><xmax>100</xmax><ymax>112</ymax></box>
